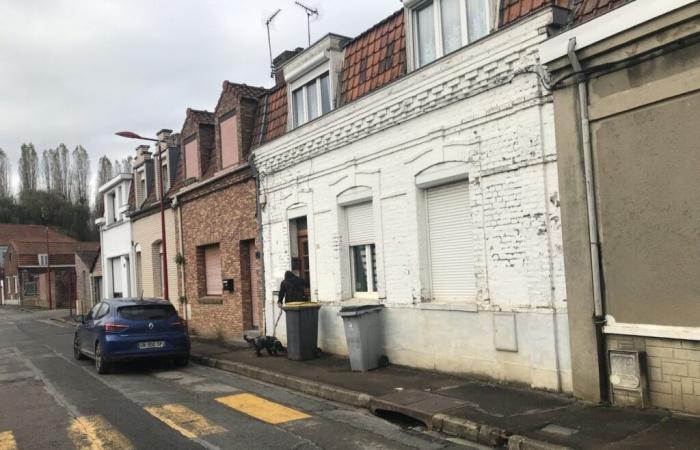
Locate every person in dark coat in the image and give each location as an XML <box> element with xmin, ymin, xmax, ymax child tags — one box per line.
<box><xmin>278</xmin><ymin>271</ymin><xmax>308</xmax><ymax>306</ymax></box>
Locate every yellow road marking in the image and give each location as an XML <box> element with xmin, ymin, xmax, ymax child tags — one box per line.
<box><xmin>0</xmin><ymin>431</ymin><xmax>17</xmax><ymax>450</ymax></box>
<box><xmin>67</xmin><ymin>415</ymin><xmax>133</xmax><ymax>450</ymax></box>
<box><xmin>144</xmin><ymin>404</ymin><xmax>225</xmax><ymax>439</ymax></box>
<box><xmin>216</xmin><ymin>393</ymin><xmax>310</xmax><ymax>425</ymax></box>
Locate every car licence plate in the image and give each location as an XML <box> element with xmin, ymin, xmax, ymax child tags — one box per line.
<box><xmin>138</xmin><ymin>341</ymin><xmax>165</xmax><ymax>349</ymax></box>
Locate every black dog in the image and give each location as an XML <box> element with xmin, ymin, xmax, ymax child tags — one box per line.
<box><xmin>243</xmin><ymin>335</ymin><xmax>285</xmax><ymax>357</ymax></box>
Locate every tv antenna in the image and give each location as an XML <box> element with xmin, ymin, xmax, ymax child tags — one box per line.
<box><xmin>294</xmin><ymin>1</ymin><xmax>318</xmax><ymax>46</ymax></box>
<box><xmin>265</xmin><ymin>9</ymin><xmax>282</xmax><ymax>78</ymax></box>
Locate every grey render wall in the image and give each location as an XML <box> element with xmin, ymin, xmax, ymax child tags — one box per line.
<box><xmin>548</xmin><ymin>2</ymin><xmax>700</xmax><ymax>406</ymax></box>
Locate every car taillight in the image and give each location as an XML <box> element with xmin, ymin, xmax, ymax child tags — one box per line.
<box><xmin>104</xmin><ymin>323</ymin><xmax>129</xmax><ymax>333</ymax></box>
<box><xmin>171</xmin><ymin>319</ymin><xmax>186</xmax><ymax>329</ymax></box>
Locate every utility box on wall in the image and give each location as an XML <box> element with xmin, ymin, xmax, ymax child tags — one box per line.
<box><xmin>609</xmin><ymin>350</ymin><xmax>649</xmax><ymax>408</ymax></box>
<box><xmin>222</xmin><ymin>279</ymin><xmax>234</xmax><ymax>293</ymax></box>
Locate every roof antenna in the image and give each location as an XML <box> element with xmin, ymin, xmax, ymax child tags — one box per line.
<box><xmin>265</xmin><ymin>9</ymin><xmax>282</xmax><ymax>79</ymax></box>
<box><xmin>294</xmin><ymin>1</ymin><xmax>318</xmax><ymax>46</ymax></box>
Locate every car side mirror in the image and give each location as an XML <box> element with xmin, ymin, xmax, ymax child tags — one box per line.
<box><xmin>74</xmin><ymin>314</ymin><xmax>85</xmax><ymax>324</ymax></box>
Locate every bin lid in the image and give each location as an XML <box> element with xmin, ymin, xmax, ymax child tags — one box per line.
<box><xmin>282</xmin><ymin>301</ymin><xmax>321</xmax><ymax>310</ymax></box>
<box><xmin>339</xmin><ymin>304</ymin><xmax>384</xmax><ymax>317</ymax></box>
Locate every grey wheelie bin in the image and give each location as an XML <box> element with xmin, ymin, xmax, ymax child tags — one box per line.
<box><xmin>282</xmin><ymin>301</ymin><xmax>321</xmax><ymax>361</ymax></box>
<box><xmin>339</xmin><ymin>304</ymin><xmax>385</xmax><ymax>372</ymax></box>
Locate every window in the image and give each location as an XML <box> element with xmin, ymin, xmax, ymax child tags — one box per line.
<box><xmin>118</xmin><ymin>305</ymin><xmax>176</xmax><ymax>320</ymax></box>
<box><xmin>425</xmin><ymin>180</ymin><xmax>475</xmax><ymax>302</ymax></box>
<box><xmin>23</xmin><ymin>273</ymin><xmax>37</xmax><ymax>296</ymax></box>
<box><xmin>38</xmin><ymin>254</ymin><xmax>48</xmax><ymax>266</ymax></box>
<box><xmin>108</xmin><ymin>192</ymin><xmax>117</xmax><ymax>223</ymax></box>
<box><xmin>203</xmin><ymin>244</ymin><xmax>222</xmax><ymax>296</ymax></box>
<box><xmin>412</xmin><ymin>0</ymin><xmax>490</xmax><ymax>68</ymax></box>
<box><xmin>220</xmin><ymin>115</ymin><xmax>240</xmax><ymax>168</ymax></box>
<box><xmin>139</xmin><ymin>172</ymin><xmax>147</xmax><ymax>202</ymax></box>
<box><xmin>162</xmin><ymin>163</ymin><xmax>169</xmax><ymax>192</ymax></box>
<box><xmin>184</xmin><ymin>139</ymin><xmax>200</xmax><ymax>179</ymax></box>
<box><xmin>292</xmin><ymin>73</ymin><xmax>332</xmax><ymax>128</ymax></box>
<box><xmin>111</xmin><ymin>257</ymin><xmax>122</xmax><ymax>298</ymax></box>
<box><xmin>345</xmin><ymin>202</ymin><xmax>378</xmax><ymax>294</ymax></box>
<box><xmin>152</xmin><ymin>242</ymin><xmax>163</xmax><ymax>298</ymax></box>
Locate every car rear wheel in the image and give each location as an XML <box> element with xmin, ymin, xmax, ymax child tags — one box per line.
<box><xmin>174</xmin><ymin>355</ymin><xmax>189</xmax><ymax>367</ymax></box>
<box><xmin>95</xmin><ymin>342</ymin><xmax>110</xmax><ymax>374</ymax></box>
<box><xmin>73</xmin><ymin>336</ymin><xmax>85</xmax><ymax>360</ymax></box>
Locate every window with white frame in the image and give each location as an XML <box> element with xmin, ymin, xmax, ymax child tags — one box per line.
<box><xmin>292</xmin><ymin>72</ymin><xmax>331</xmax><ymax>128</ymax></box>
<box><xmin>411</xmin><ymin>0</ymin><xmax>490</xmax><ymax>68</ymax></box>
<box><xmin>38</xmin><ymin>254</ymin><xmax>48</xmax><ymax>266</ymax></box>
<box><xmin>345</xmin><ymin>202</ymin><xmax>378</xmax><ymax>295</ymax></box>
<box><xmin>161</xmin><ymin>162</ymin><xmax>169</xmax><ymax>193</ymax></box>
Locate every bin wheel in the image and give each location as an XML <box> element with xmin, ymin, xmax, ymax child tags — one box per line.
<box><xmin>378</xmin><ymin>355</ymin><xmax>389</xmax><ymax>368</ymax></box>
<box><xmin>315</xmin><ymin>348</ymin><xmax>323</xmax><ymax>358</ymax></box>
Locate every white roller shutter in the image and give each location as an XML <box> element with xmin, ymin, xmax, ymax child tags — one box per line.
<box><xmin>346</xmin><ymin>202</ymin><xmax>374</xmax><ymax>246</ymax></box>
<box><xmin>204</xmin><ymin>245</ymin><xmax>222</xmax><ymax>295</ymax></box>
<box><xmin>426</xmin><ymin>180</ymin><xmax>475</xmax><ymax>302</ymax></box>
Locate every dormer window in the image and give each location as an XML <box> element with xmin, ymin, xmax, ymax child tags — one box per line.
<box><xmin>292</xmin><ymin>73</ymin><xmax>331</xmax><ymax>128</ymax></box>
<box><xmin>162</xmin><ymin>162</ymin><xmax>169</xmax><ymax>192</ymax></box>
<box><xmin>410</xmin><ymin>0</ymin><xmax>490</xmax><ymax>68</ymax></box>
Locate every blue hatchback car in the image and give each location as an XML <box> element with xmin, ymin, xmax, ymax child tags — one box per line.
<box><xmin>73</xmin><ymin>298</ymin><xmax>190</xmax><ymax>374</ymax></box>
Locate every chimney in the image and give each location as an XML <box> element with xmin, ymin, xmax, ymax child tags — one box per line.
<box><xmin>135</xmin><ymin>145</ymin><xmax>151</xmax><ymax>164</ymax></box>
<box><xmin>272</xmin><ymin>47</ymin><xmax>303</xmax><ymax>87</ymax></box>
<box><xmin>156</xmin><ymin>129</ymin><xmax>173</xmax><ymax>152</ymax></box>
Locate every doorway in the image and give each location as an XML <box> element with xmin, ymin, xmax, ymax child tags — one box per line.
<box><xmin>289</xmin><ymin>216</ymin><xmax>310</xmax><ymax>298</ymax></box>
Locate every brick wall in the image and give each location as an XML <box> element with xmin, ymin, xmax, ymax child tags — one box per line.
<box><xmin>608</xmin><ymin>334</ymin><xmax>700</xmax><ymax>414</ymax></box>
<box><xmin>179</xmin><ymin>172</ymin><xmax>261</xmax><ymax>339</ymax></box>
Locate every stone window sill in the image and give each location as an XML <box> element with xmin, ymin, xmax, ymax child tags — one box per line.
<box><xmin>198</xmin><ymin>296</ymin><xmax>223</xmax><ymax>305</ymax></box>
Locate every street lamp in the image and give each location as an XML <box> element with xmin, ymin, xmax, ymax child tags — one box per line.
<box><xmin>115</xmin><ymin>131</ymin><xmax>170</xmax><ymax>301</ymax></box>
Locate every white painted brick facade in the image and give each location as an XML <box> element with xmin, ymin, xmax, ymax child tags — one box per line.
<box><xmin>254</xmin><ymin>9</ymin><xmax>571</xmax><ymax>391</ymax></box>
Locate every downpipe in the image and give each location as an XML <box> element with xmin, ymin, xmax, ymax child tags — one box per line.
<box><xmin>248</xmin><ymin>151</ymin><xmax>268</xmax><ymax>337</ymax></box>
<box><xmin>567</xmin><ymin>37</ymin><xmax>609</xmax><ymax>403</ymax></box>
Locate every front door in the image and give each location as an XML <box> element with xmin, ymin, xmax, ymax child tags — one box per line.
<box><xmin>297</xmin><ymin>232</ymin><xmax>310</xmax><ymax>299</ymax></box>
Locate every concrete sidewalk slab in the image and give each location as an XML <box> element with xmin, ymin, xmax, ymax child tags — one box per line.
<box><xmin>190</xmin><ymin>339</ymin><xmax>700</xmax><ymax>450</ymax></box>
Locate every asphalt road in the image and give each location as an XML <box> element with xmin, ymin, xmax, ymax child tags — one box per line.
<box><xmin>0</xmin><ymin>307</ymin><xmax>487</xmax><ymax>450</ymax></box>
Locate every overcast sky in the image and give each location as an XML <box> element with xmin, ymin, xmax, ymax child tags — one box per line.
<box><xmin>0</xmin><ymin>0</ymin><xmax>401</xmax><ymax>193</ymax></box>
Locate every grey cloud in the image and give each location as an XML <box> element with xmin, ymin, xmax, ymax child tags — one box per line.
<box><xmin>0</xmin><ymin>0</ymin><xmax>401</xmax><ymax>192</ymax></box>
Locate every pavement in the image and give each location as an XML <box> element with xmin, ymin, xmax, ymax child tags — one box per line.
<box><xmin>0</xmin><ymin>306</ymin><xmax>483</xmax><ymax>450</ymax></box>
<box><xmin>188</xmin><ymin>337</ymin><xmax>700</xmax><ymax>450</ymax></box>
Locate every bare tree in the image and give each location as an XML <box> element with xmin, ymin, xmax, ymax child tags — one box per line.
<box><xmin>18</xmin><ymin>143</ymin><xmax>38</xmax><ymax>193</ymax></box>
<box><xmin>71</xmin><ymin>145</ymin><xmax>90</xmax><ymax>205</ymax></box>
<box><xmin>0</xmin><ymin>149</ymin><xmax>9</xmax><ymax>197</ymax></box>
<box><xmin>52</xmin><ymin>143</ymin><xmax>71</xmax><ymax>201</ymax></box>
<box><xmin>113</xmin><ymin>159</ymin><xmax>123</xmax><ymax>175</ymax></box>
<box><xmin>94</xmin><ymin>156</ymin><xmax>113</xmax><ymax>215</ymax></box>
<box><xmin>121</xmin><ymin>157</ymin><xmax>133</xmax><ymax>174</ymax></box>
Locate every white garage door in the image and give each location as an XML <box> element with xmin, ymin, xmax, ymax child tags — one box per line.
<box><xmin>426</xmin><ymin>180</ymin><xmax>475</xmax><ymax>302</ymax></box>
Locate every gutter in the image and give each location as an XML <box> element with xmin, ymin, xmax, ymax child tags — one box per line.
<box><xmin>567</xmin><ymin>37</ymin><xmax>609</xmax><ymax>402</ymax></box>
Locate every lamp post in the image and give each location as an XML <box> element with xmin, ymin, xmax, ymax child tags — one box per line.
<box><xmin>115</xmin><ymin>131</ymin><xmax>169</xmax><ymax>301</ymax></box>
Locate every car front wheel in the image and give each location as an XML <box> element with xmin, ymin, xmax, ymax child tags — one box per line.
<box><xmin>73</xmin><ymin>336</ymin><xmax>84</xmax><ymax>360</ymax></box>
<box><xmin>95</xmin><ymin>342</ymin><xmax>110</xmax><ymax>374</ymax></box>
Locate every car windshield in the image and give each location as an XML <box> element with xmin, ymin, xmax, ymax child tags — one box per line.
<box><xmin>118</xmin><ymin>305</ymin><xmax>177</xmax><ymax>321</ymax></box>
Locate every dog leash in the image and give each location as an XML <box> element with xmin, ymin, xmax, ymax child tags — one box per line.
<box><xmin>272</xmin><ymin>304</ymin><xmax>283</xmax><ymax>337</ymax></box>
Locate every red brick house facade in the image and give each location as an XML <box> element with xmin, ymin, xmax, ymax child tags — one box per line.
<box><xmin>174</xmin><ymin>82</ymin><xmax>265</xmax><ymax>339</ymax></box>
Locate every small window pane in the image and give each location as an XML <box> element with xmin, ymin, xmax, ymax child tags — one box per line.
<box><xmin>351</xmin><ymin>245</ymin><xmax>368</xmax><ymax>292</ymax></box>
<box><xmin>441</xmin><ymin>0</ymin><xmax>462</xmax><ymax>54</ymax></box>
<box><xmin>306</xmin><ymin>80</ymin><xmax>319</xmax><ymax>121</ymax></box>
<box><xmin>320</xmin><ymin>74</ymin><xmax>331</xmax><ymax>114</ymax></box>
<box><xmin>293</xmin><ymin>87</ymin><xmax>304</xmax><ymax>128</ymax></box>
<box><xmin>467</xmin><ymin>0</ymin><xmax>488</xmax><ymax>42</ymax></box>
<box><xmin>415</xmin><ymin>2</ymin><xmax>436</xmax><ymax>67</ymax></box>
